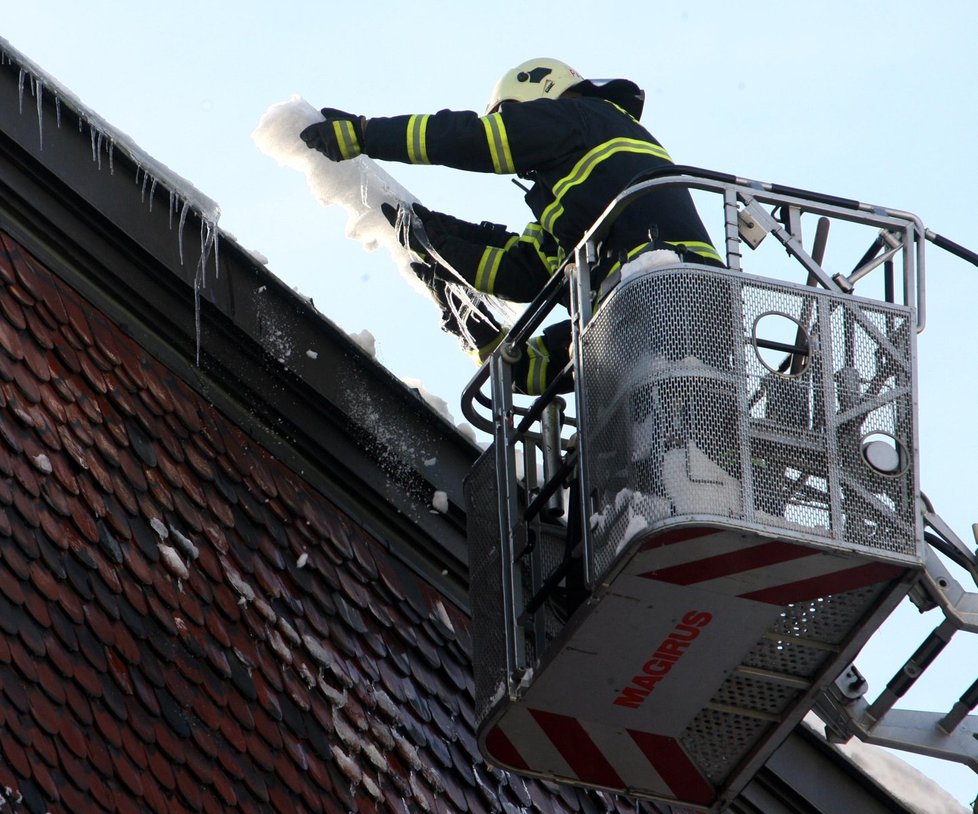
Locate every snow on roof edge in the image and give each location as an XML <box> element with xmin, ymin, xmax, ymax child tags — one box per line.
<box><xmin>0</xmin><ymin>35</ymin><xmax>220</xmax><ymax>226</ymax></box>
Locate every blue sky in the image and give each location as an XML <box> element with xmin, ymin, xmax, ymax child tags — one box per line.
<box><xmin>5</xmin><ymin>1</ymin><xmax>978</xmax><ymax>808</ymax></box>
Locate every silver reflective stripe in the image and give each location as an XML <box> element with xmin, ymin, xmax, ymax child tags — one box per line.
<box><xmin>475</xmin><ymin>246</ymin><xmax>505</xmax><ymax>293</ymax></box>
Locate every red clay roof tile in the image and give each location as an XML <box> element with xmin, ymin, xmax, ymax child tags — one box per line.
<box><xmin>0</xmin><ymin>227</ymin><xmax>666</xmax><ymax>814</ymax></box>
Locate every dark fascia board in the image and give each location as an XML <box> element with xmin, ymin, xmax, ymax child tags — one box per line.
<box><xmin>0</xmin><ymin>42</ymin><xmax>479</xmax><ymax>604</ymax></box>
<box><xmin>740</xmin><ymin>724</ymin><xmax>918</xmax><ymax>814</ymax></box>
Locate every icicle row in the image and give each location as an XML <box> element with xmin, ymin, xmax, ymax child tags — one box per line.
<box><xmin>4</xmin><ymin>42</ymin><xmax>223</xmax><ymax>369</ymax></box>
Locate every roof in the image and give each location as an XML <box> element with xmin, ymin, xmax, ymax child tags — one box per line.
<box><xmin>0</xmin><ymin>37</ymin><xmax>924</xmax><ymax>814</ymax></box>
<box><xmin>0</xmin><ymin>38</ymin><xmax>677</xmax><ymax>814</ymax></box>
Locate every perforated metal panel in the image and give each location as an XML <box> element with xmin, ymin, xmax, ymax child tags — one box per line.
<box><xmin>581</xmin><ymin>266</ymin><xmax>920</xmax><ymax>581</ymax></box>
<box><xmin>680</xmin><ymin>578</ymin><xmax>894</xmax><ymax>785</ymax></box>
<box><xmin>465</xmin><ymin>450</ymin><xmax>508</xmax><ymax>724</ymax></box>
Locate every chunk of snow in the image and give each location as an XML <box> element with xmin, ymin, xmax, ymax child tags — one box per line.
<box><xmin>662</xmin><ymin>442</ymin><xmax>742</xmax><ymax>516</ymax></box>
<box><xmin>393</xmin><ymin>730</ymin><xmax>422</xmax><ymax>772</ymax></box>
<box><xmin>267</xmin><ymin>626</ymin><xmax>293</xmax><ymax>664</ymax></box>
<box><xmin>621</xmin><ymin>512</ymin><xmax>649</xmax><ymax>547</ymax></box>
<box><xmin>305</xmin><ymin>349</ymin><xmax>318</xmax><ymax>360</ymax></box>
<box><xmin>158</xmin><ymin>544</ymin><xmax>189</xmax><ymax>580</ymax></box>
<box><xmin>32</xmin><ymin>453</ymin><xmax>52</xmax><ymax>474</ymax></box>
<box><xmin>332</xmin><ymin>745</ymin><xmax>363</xmax><ymax>786</ymax></box>
<box><xmin>251</xmin><ymin>96</ymin><xmax>520</xmax><ymax>353</ymax></box>
<box><xmin>149</xmin><ymin>517</ymin><xmax>168</xmax><ymax>539</ymax></box>
<box><xmin>252</xmin><ymin>97</ymin><xmax>416</xmax><ymax>261</ymax></box>
<box><xmin>619</xmin><ymin>248</ymin><xmax>682</xmax><ymax>283</ymax></box>
<box><xmin>222</xmin><ymin>559</ymin><xmax>255</xmax><ymax>603</ymax></box>
<box><xmin>431</xmin><ymin>490</ymin><xmax>449</xmax><ymax>514</ymax></box>
<box><xmin>277</xmin><ymin>617</ymin><xmax>301</xmax><ymax>646</ymax></box>
<box><xmin>296</xmin><ymin>552</ymin><xmax>309</xmax><ymax>568</ymax></box>
<box><xmin>349</xmin><ymin>329</ymin><xmax>376</xmax><ymax>357</ymax></box>
<box><xmin>433</xmin><ymin>599</ymin><xmax>455</xmax><ymax>634</ymax></box>
<box><xmin>401</xmin><ymin>376</ymin><xmax>454</xmax><ymax>425</ymax></box>
<box><xmin>361</xmin><ymin>774</ymin><xmax>382</xmax><ymax>801</ymax></box>
<box><xmin>423</xmin><ymin>457</ymin><xmax>437</xmax><ymax>467</ymax></box>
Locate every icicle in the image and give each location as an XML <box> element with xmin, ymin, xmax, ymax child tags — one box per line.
<box><xmin>359</xmin><ymin>162</ymin><xmax>370</xmax><ymax>209</ymax></box>
<box><xmin>194</xmin><ymin>264</ymin><xmax>202</xmax><ymax>366</ymax></box>
<box><xmin>35</xmin><ymin>79</ymin><xmax>43</xmax><ymax>151</ymax></box>
<box><xmin>107</xmin><ymin>138</ymin><xmax>115</xmax><ymax>174</ymax></box>
<box><xmin>148</xmin><ymin>177</ymin><xmax>157</xmax><ymax>213</ymax></box>
<box><xmin>198</xmin><ymin>221</ymin><xmax>209</xmax><ymax>292</ymax></box>
<box><xmin>212</xmin><ymin>225</ymin><xmax>221</xmax><ymax>280</ymax></box>
<box><xmin>177</xmin><ymin>198</ymin><xmax>190</xmax><ymax>265</ymax></box>
<box><xmin>194</xmin><ymin>218</ymin><xmax>218</xmax><ymax>366</ymax></box>
<box><xmin>55</xmin><ymin>95</ymin><xmax>61</xmax><ymax>129</ymax></box>
<box><xmin>89</xmin><ymin>126</ymin><xmax>97</xmax><ymax>163</ymax></box>
<box><xmin>17</xmin><ymin>69</ymin><xmax>25</xmax><ymax>114</ymax></box>
<box><xmin>140</xmin><ymin>169</ymin><xmax>150</xmax><ymax>204</ymax></box>
<box><xmin>95</xmin><ymin>131</ymin><xmax>104</xmax><ymax>170</ymax></box>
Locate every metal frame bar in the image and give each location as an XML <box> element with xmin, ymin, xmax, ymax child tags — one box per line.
<box><xmin>464</xmin><ymin>170</ymin><xmax>978</xmax><ymax>782</ymax></box>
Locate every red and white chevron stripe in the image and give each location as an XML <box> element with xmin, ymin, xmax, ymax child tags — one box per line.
<box><xmin>635</xmin><ymin>526</ymin><xmax>905</xmax><ymax>604</ymax></box>
<box><xmin>485</xmin><ymin>707</ymin><xmax>715</xmax><ymax>807</ymax></box>
<box><xmin>479</xmin><ymin>525</ymin><xmax>912</xmax><ymax>810</ymax></box>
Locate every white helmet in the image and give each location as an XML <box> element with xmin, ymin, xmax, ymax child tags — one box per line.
<box><xmin>486</xmin><ymin>58</ymin><xmax>585</xmax><ymax>113</ymax></box>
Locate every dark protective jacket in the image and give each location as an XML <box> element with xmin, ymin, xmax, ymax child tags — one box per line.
<box><xmin>362</xmin><ymin>96</ymin><xmax>721</xmax><ymax>302</ymax></box>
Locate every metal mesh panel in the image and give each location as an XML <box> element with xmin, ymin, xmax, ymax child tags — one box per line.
<box><xmin>712</xmin><ymin>673</ymin><xmax>799</xmax><ymax>716</ymax></box>
<box><xmin>465</xmin><ymin>450</ymin><xmax>508</xmax><ymax>725</ymax></box>
<box><xmin>767</xmin><ymin>582</ymin><xmax>891</xmax><ymax>646</ymax></box>
<box><xmin>681</xmin><ymin>708</ymin><xmax>769</xmax><ymax>783</ymax></box>
<box><xmin>682</xmin><ymin>579</ymin><xmax>896</xmax><ymax>785</ymax></box>
<box><xmin>743</xmin><ymin>637</ymin><xmax>831</xmax><ymax>678</ymax></box>
<box><xmin>580</xmin><ymin>267</ymin><xmax>919</xmax><ymax>585</ymax></box>
<box><xmin>531</xmin><ymin>525</ymin><xmax>574</xmax><ymax>643</ymax></box>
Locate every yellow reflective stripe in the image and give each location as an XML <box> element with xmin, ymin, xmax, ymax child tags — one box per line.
<box><xmin>481</xmin><ymin>113</ymin><xmax>515</xmax><ymax>174</ymax></box>
<box><xmin>475</xmin><ymin>330</ymin><xmax>506</xmax><ymax>362</ymax></box>
<box><xmin>607</xmin><ymin>240</ymin><xmax>723</xmax><ymax>276</ymax></box>
<box><xmin>663</xmin><ymin>240</ymin><xmax>723</xmax><ymax>263</ymax></box>
<box><xmin>475</xmin><ymin>246</ymin><xmax>505</xmax><ymax>293</ymax></box>
<box><xmin>540</xmin><ymin>138</ymin><xmax>673</xmax><ymax>233</ymax></box>
<box><xmin>332</xmin><ymin>120</ymin><xmax>361</xmax><ymax>159</ymax></box>
<box><xmin>406</xmin><ymin>115</ymin><xmax>430</xmax><ymax>164</ymax></box>
<box><xmin>520</xmin><ymin>225</ymin><xmax>559</xmax><ymax>275</ymax></box>
<box><xmin>605</xmin><ymin>241</ymin><xmax>651</xmax><ymax>277</ymax></box>
<box><xmin>526</xmin><ymin>337</ymin><xmax>549</xmax><ymax>395</ymax></box>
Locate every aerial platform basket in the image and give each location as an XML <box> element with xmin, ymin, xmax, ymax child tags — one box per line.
<box><xmin>462</xmin><ymin>167</ymin><xmax>978</xmax><ymax>811</ymax></box>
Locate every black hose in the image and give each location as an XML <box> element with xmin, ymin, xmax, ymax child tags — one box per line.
<box><xmin>927</xmin><ymin>231</ymin><xmax>978</xmax><ymax>268</ymax></box>
<box><xmin>923</xmin><ymin>530</ymin><xmax>972</xmax><ymax>571</ymax></box>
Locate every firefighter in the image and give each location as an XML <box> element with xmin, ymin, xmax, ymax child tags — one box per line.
<box><xmin>300</xmin><ymin>58</ymin><xmax>722</xmax><ymax>393</ymax></box>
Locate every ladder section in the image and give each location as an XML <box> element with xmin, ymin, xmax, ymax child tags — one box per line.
<box><xmin>814</xmin><ymin>500</ymin><xmax>978</xmax><ymax>786</ymax></box>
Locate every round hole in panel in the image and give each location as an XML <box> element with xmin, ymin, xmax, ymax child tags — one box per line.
<box><xmin>752</xmin><ymin>312</ymin><xmax>811</xmax><ymax>378</ymax></box>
